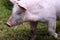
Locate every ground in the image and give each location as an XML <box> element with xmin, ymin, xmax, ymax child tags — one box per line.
<box><xmin>0</xmin><ymin>0</ymin><xmax>60</xmax><ymax>40</ymax></box>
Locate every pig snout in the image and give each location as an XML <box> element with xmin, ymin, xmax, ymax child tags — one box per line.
<box><xmin>6</xmin><ymin>18</ymin><xmax>16</xmax><ymax>27</ymax></box>
<box><xmin>6</xmin><ymin>22</ymin><xmax>13</xmax><ymax>27</ymax></box>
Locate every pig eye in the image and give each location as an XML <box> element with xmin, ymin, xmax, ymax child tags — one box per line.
<box><xmin>17</xmin><ymin>13</ymin><xmax>21</xmax><ymax>15</ymax></box>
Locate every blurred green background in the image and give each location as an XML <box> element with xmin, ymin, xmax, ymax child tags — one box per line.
<box><xmin>0</xmin><ymin>0</ymin><xmax>60</xmax><ymax>40</ymax></box>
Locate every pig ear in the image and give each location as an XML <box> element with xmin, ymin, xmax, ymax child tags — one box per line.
<box><xmin>10</xmin><ymin>0</ymin><xmax>27</xmax><ymax>10</ymax></box>
<box><xmin>18</xmin><ymin>5</ymin><xmax>27</xmax><ymax>10</ymax></box>
<box><xmin>16</xmin><ymin>1</ymin><xmax>27</xmax><ymax>10</ymax></box>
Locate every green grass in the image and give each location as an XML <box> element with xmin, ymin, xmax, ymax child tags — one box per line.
<box><xmin>0</xmin><ymin>0</ymin><xmax>60</xmax><ymax>40</ymax></box>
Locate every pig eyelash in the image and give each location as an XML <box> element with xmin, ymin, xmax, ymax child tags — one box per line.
<box><xmin>17</xmin><ymin>13</ymin><xmax>21</xmax><ymax>15</ymax></box>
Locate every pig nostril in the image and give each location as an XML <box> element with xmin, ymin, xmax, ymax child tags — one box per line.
<box><xmin>6</xmin><ymin>22</ymin><xmax>12</xmax><ymax>27</ymax></box>
<box><xmin>6</xmin><ymin>24</ymin><xmax>11</xmax><ymax>27</ymax></box>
